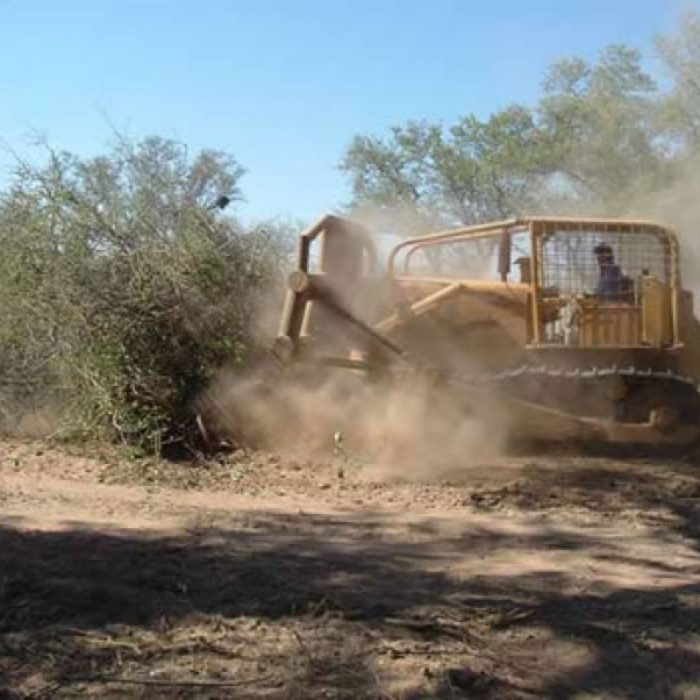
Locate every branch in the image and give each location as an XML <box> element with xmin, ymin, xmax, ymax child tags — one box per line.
<box><xmin>59</xmin><ymin>673</ymin><xmax>272</xmax><ymax>689</ymax></box>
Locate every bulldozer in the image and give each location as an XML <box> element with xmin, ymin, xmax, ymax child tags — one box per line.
<box><xmin>272</xmin><ymin>214</ymin><xmax>700</xmax><ymax>447</ymax></box>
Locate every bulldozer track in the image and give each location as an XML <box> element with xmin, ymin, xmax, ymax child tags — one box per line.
<box><xmin>448</xmin><ymin>363</ymin><xmax>697</xmax><ymax>387</ymax></box>
<box><xmin>443</xmin><ymin>363</ymin><xmax>700</xmax><ymax>426</ymax></box>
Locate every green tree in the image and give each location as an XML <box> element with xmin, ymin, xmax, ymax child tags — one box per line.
<box><xmin>538</xmin><ymin>45</ymin><xmax>663</xmax><ymax>209</ymax></box>
<box><xmin>341</xmin><ymin>43</ymin><xmax>667</xmax><ymax>225</ymax></box>
<box><xmin>341</xmin><ymin>106</ymin><xmax>548</xmax><ymax>231</ymax></box>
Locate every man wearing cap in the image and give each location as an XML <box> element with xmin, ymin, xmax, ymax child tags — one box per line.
<box><xmin>594</xmin><ymin>243</ymin><xmax>622</xmax><ymax>298</ymax></box>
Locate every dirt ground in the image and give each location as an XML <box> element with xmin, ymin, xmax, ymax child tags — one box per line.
<box><xmin>1</xmin><ymin>439</ymin><xmax>700</xmax><ymax>699</ymax></box>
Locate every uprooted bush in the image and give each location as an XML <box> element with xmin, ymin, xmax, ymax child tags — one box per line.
<box><xmin>0</xmin><ymin>136</ymin><xmax>292</xmax><ymax>454</ymax></box>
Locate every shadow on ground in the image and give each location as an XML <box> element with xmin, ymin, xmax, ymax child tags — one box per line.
<box><xmin>1</xmin><ymin>487</ymin><xmax>700</xmax><ymax>699</ymax></box>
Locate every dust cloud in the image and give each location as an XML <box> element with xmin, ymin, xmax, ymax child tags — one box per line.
<box><xmin>621</xmin><ymin>154</ymin><xmax>700</xmax><ymax>294</ymax></box>
<box><xmin>204</xmin><ymin>165</ymin><xmax>700</xmax><ymax>474</ymax></box>
<box><xmin>349</xmin><ymin>202</ymin><xmax>444</xmax><ymax>240</ymax></box>
<box><xmin>200</xmin><ymin>363</ymin><xmax>507</xmax><ymax>481</ymax></box>
<box><xmin>200</xmin><ymin>208</ymin><xmax>512</xmax><ymax>479</ymax></box>
<box><xmin>534</xmin><ymin>148</ymin><xmax>700</xmax><ymax>293</ymax></box>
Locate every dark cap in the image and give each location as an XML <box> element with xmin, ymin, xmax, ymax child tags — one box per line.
<box><xmin>594</xmin><ymin>242</ymin><xmax>613</xmax><ymax>255</ymax></box>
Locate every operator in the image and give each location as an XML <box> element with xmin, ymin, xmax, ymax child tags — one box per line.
<box><xmin>594</xmin><ymin>242</ymin><xmax>623</xmax><ymax>298</ymax></box>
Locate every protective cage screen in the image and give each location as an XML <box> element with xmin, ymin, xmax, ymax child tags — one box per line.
<box><xmin>539</xmin><ymin>227</ymin><xmax>670</xmax><ymax>298</ymax></box>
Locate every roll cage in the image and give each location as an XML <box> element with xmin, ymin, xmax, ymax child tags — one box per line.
<box><xmin>388</xmin><ymin>217</ymin><xmax>681</xmax><ymax>347</ymax></box>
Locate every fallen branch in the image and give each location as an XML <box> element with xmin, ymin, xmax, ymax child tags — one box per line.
<box><xmin>59</xmin><ymin>673</ymin><xmax>271</xmax><ymax>688</ymax></box>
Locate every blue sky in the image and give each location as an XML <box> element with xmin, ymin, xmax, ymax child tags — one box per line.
<box><xmin>0</xmin><ymin>0</ymin><xmax>694</xmax><ymax>223</ymax></box>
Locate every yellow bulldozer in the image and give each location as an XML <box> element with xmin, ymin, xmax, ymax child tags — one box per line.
<box><xmin>272</xmin><ymin>214</ymin><xmax>700</xmax><ymax>447</ymax></box>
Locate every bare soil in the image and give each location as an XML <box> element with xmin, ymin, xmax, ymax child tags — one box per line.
<box><xmin>1</xmin><ymin>439</ymin><xmax>700</xmax><ymax>698</ymax></box>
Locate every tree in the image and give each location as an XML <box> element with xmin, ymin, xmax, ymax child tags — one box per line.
<box><xmin>341</xmin><ymin>106</ymin><xmax>548</xmax><ymax>232</ymax></box>
<box><xmin>656</xmin><ymin>8</ymin><xmax>700</xmax><ymax>151</ymax></box>
<box><xmin>341</xmin><ymin>43</ymin><xmax>667</xmax><ymax>226</ymax></box>
<box><xmin>538</xmin><ymin>45</ymin><xmax>663</xmax><ymax>210</ymax></box>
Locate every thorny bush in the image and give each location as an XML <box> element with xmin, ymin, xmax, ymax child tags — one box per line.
<box><xmin>0</xmin><ymin>137</ymin><xmax>291</xmax><ymax>454</ymax></box>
